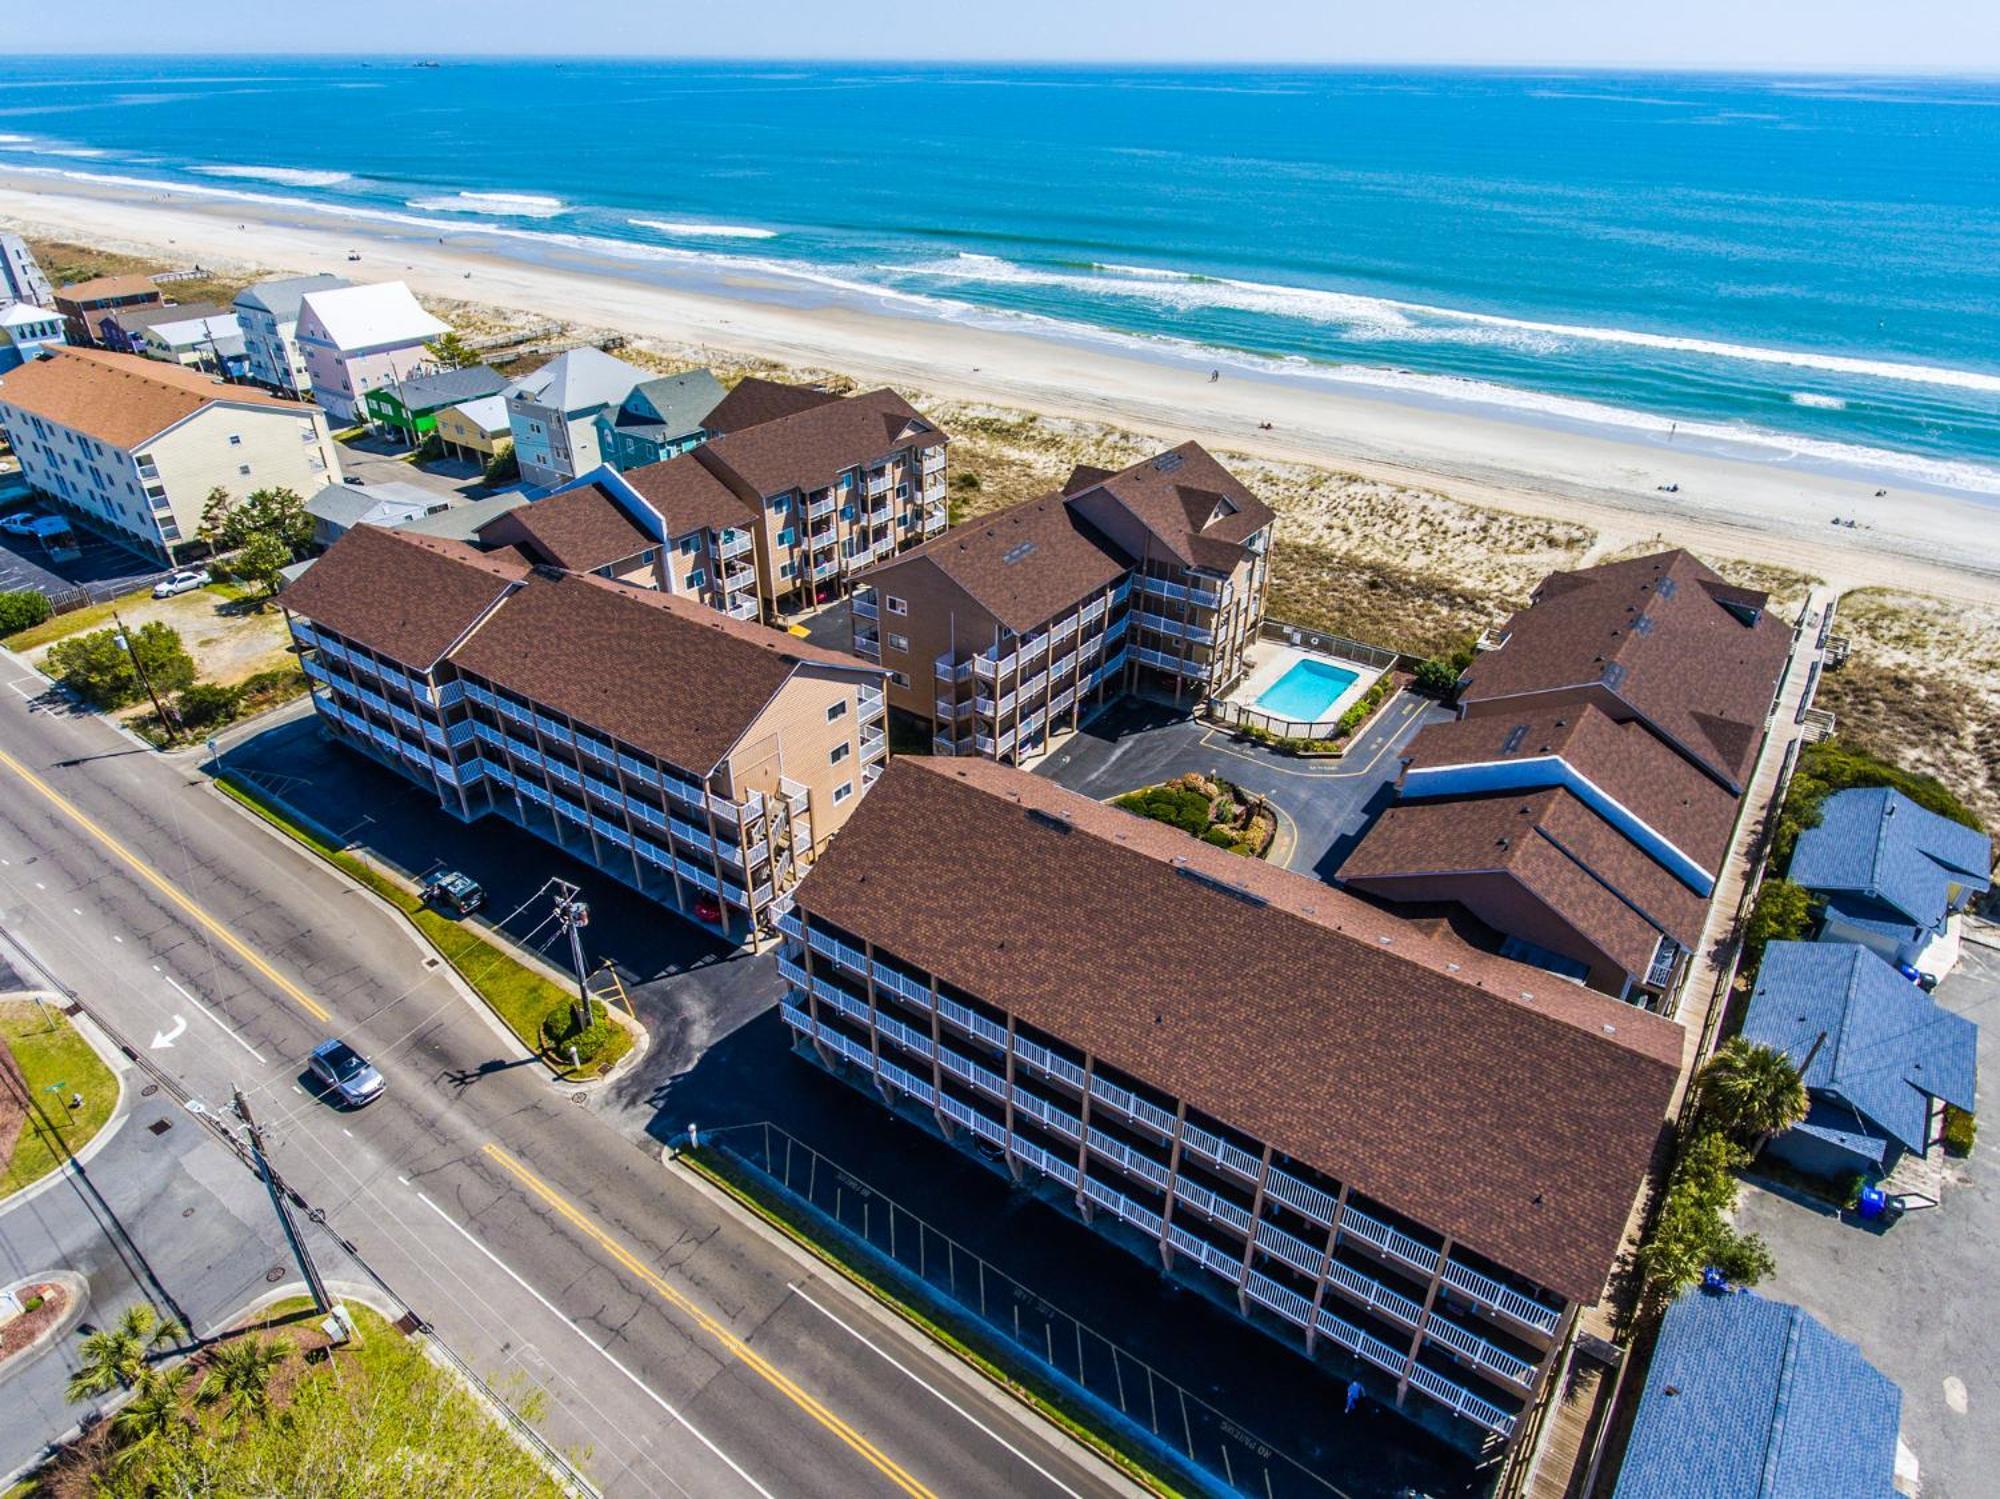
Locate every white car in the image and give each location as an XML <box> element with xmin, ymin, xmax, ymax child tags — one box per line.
<box><xmin>0</xmin><ymin>510</ymin><xmax>50</xmax><ymax>537</ymax></box>
<box><xmin>152</xmin><ymin>568</ymin><xmax>212</xmax><ymax>599</ymax></box>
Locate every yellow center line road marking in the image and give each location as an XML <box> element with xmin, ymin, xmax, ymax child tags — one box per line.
<box><xmin>482</xmin><ymin>1142</ymin><xmax>939</xmax><ymax>1499</ymax></box>
<box><xmin>0</xmin><ymin>746</ymin><xmax>332</xmax><ymax>1024</ymax></box>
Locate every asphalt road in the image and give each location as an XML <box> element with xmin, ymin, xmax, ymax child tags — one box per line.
<box><xmin>0</xmin><ymin>658</ymin><xmax>1136</xmax><ymax>1499</ymax></box>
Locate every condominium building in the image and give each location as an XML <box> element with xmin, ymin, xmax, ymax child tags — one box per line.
<box><xmin>689</xmin><ymin>386</ymin><xmax>949</xmax><ymax>614</ymax></box>
<box><xmin>777</xmin><ymin>756</ymin><xmax>1680</xmax><ymax>1447</ymax></box>
<box><xmin>233</xmin><ymin>274</ymin><xmax>353</xmax><ymax>396</ymax></box>
<box><xmin>1341</xmin><ymin>550</ymin><xmax>1791</xmax><ymax>1005</ymax></box>
<box><xmin>0</xmin><ymin>347</ymin><xmax>340</xmax><ymax>561</ymax></box>
<box><xmin>295</xmin><ymin>281</ymin><xmax>450</xmax><ymax>423</ymax></box>
<box><xmin>0</xmin><ymin>231</ymin><xmax>55</xmax><ymax>308</ymax></box>
<box><xmin>52</xmin><ymin>274</ymin><xmax>162</xmax><ymax>348</ymax></box>
<box><xmin>854</xmin><ymin>442</ymin><xmax>1272</xmax><ymax>765</ymax></box>
<box><xmin>502</xmin><ymin>346</ymin><xmax>650</xmax><ymax>488</ymax></box>
<box><xmin>279</xmin><ymin>524</ymin><xmax>889</xmax><ymax>941</ymax></box>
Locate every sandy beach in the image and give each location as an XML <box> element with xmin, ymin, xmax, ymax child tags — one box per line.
<box><xmin>5</xmin><ymin>168</ymin><xmax>2000</xmax><ymax>612</ymax></box>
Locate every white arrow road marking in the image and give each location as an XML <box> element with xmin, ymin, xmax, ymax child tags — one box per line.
<box><xmin>150</xmin><ymin>1014</ymin><xmax>188</xmax><ymax>1049</ymax></box>
<box><xmin>164</xmin><ymin>975</ymin><xmax>266</xmax><ymax>1062</ymax></box>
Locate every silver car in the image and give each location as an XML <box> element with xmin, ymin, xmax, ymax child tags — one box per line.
<box><xmin>307</xmin><ymin>1039</ymin><xmax>385</xmax><ymax>1108</ymax></box>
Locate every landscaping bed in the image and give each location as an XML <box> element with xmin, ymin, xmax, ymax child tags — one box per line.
<box><xmin>1114</xmin><ymin>773</ymin><xmax>1276</xmax><ymax>857</ymax></box>
<box><xmin>0</xmin><ymin>1282</ymin><xmax>70</xmax><ymax>1368</ymax></box>
<box><xmin>216</xmin><ymin>775</ymin><xmax>633</xmax><ymax>1081</ymax></box>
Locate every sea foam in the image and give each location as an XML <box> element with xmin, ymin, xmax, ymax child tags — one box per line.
<box><xmin>630</xmin><ymin>217</ymin><xmax>777</xmax><ymax>240</ymax></box>
<box><xmin>407</xmin><ymin>191</ymin><xmax>568</xmax><ymax>219</ymax></box>
<box><xmin>193</xmin><ymin>164</ymin><xmax>352</xmax><ymax>188</ymax></box>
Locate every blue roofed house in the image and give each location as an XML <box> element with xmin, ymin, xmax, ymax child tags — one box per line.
<box><xmin>1791</xmin><ymin>787</ymin><xmax>1992</xmax><ymax>974</ymax></box>
<box><xmin>1615</xmin><ymin>1287</ymin><xmax>1905</xmax><ymax>1499</ymax></box>
<box><xmin>1741</xmin><ymin>939</ymin><xmax>1976</xmax><ymax>1179</ymax></box>
<box><xmin>594</xmin><ymin>367</ymin><xmax>727</xmax><ymax>471</ymax></box>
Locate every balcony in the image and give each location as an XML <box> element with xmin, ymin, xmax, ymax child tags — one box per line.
<box><xmin>1133</xmin><ymin>609</ymin><xmax>1216</xmax><ymax>645</ymax></box>
<box><xmin>722</xmin><ymin>563</ymin><xmax>756</xmax><ymax>595</ymax></box>
<box><xmin>923</xmin><ymin>512</ymin><xmax>947</xmax><ymax>535</ymax></box>
<box><xmin>718</xmin><ymin>530</ymin><xmax>753</xmax><ymax>560</ymax></box>
<box><xmin>811</xmin><ymin>559</ymin><xmax>840</xmax><ymax>581</ymax></box>
<box><xmin>808</xmin><ymin>528</ymin><xmax>837</xmax><ymax>553</ymax></box>
<box><xmin>859</xmin><ymin>725</ymin><xmax>887</xmax><ymax>763</ymax></box>
<box><xmin>806</xmin><ymin>494</ymin><xmax>837</xmax><ymax>520</ymax></box>
<box><xmin>851</xmin><ymin>594</ymin><xmax>879</xmax><ymax>620</ymax></box>
<box><xmin>1139</xmin><ymin>575</ymin><xmax>1222</xmax><ymax>609</ymax></box>
<box><xmin>922</xmin><ymin>447</ymin><xmax>946</xmax><ymax>473</ymax></box>
<box><xmin>726</xmin><ymin>597</ymin><xmax>760</xmax><ymax>622</ymax></box>
<box><xmin>934</xmin><ymin>652</ymin><xmax>974</xmax><ymax>685</ymax></box>
<box><xmin>1128</xmin><ymin>644</ymin><xmax>1211</xmax><ymax>681</ymax></box>
<box><xmin>858</xmin><ymin>684</ymin><xmax>885</xmax><ymax>720</ymax></box>
<box><xmin>865</xmin><ymin>472</ymin><xmax>892</xmax><ymax>497</ymax></box>
<box><xmin>852</xmin><ymin>630</ymin><xmax>880</xmax><ymax>657</ymax></box>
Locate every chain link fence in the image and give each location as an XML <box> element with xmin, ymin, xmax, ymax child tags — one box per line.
<box><xmin>708</xmin><ymin>1120</ymin><xmax>1378</xmax><ymax>1499</ymax></box>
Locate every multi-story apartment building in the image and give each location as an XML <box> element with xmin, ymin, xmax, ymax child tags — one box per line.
<box><xmin>233</xmin><ymin>274</ymin><xmax>352</xmax><ymax>396</ymax></box>
<box><xmin>52</xmin><ymin>274</ymin><xmax>162</xmax><ymax>348</ymax></box>
<box><xmin>0</xmin><ymin>347</ymin><xmax>340</xmax><ymax>561</ymax></box>
<box><xmin>853</xmin><ymin>442</ymin><xmax>1272</xmax><ymax>765</ymax></box>
<box><xmin>0</xmin><ymin>231</ymin><xmax>55</xmax><ymax>308</ymax></box>
<box><xmin>279</xmin><ymin>524</ymin><xmax>890</xmax><ymax>942</ymax></box>
<box><xmin>689</xmin><ymin>386</ymin><xmax>950</xmax><ymax>615</ymax></box>
<box><xmin>1341</xmin><ymin>550</ymin><xmax>1792</xmax><ymax>1005</ymax></box>
<box><xmin>295</xmin><ymin>281</ymin><xmax>450</xmax><ymax>423</ymax></box>
<box><xmin>503</xmin><ymin>346</ymin><xmax>649</xmax><ymax>488</ymax></box>
<box><xmin>776</xmin><ymin>756</ymin><xmax>1680</xmax><ymax>1448</ymax></box>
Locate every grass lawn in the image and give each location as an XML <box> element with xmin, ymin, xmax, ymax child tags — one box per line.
<box><xmin>1</xmin><ymin>586</ymin><xmax>157</xmax><ymax>653</ymax></box>
<box><xmin>15</xmin><ymin>1297</ymin><xmax>570</xmax><ymax>1498</ymax></box>
<box><xmin>215</xmin><ymin>775</ymin><xmax>632</xmax><ymax>1081</ymax></box>
<box><xmin>0</xmin><ymin>1001</ymin><xmax>119</xmax><ymax>1197</ymax></box>
<box><xmin>684</xmin><ymin>1147</ymin><xmax>1189</xmax><ymax>1499</ymax></box>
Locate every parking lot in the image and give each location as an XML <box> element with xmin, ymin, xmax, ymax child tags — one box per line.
<box><xmin>0</xmin><ymin>501</ymin><xmax>175</xmax><ymax>605</ymax></box>
<box><xmin>1736</xmin><ymin>934</ymin><xmax>2000</xmax><ymax>1499</ymax></box>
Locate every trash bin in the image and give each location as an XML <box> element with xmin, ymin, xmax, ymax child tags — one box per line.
<box><xmin>1857</xmin><ymin>1185</ymin><xmax>1888</xmax><ymax>1219</ymax></box>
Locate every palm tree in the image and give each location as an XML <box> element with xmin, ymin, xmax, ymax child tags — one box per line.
<box><xmin>1699</xmin><ymin>1037</ymin><xmax>1809</xmax><ymax>1150</ymax></box>
<box><xmin>66</xmin><ymin>1304</ymin><xmax>183</xmax><ymax>1402</ymax></box>
<box><xmin>197</xmin><ymin>1334</ymin><xmax>294</xmax><ymax>1429</ymax></box>
<box><xmin>108</xmin><ymin>1364</ymin><xmax>191</xmax><ymax>1468</ymax></box>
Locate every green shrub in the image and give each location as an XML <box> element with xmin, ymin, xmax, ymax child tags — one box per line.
<box><xmin>541</xmin><ymin>998</ymin><xmax>614</xmax><ymax>1065</ymax></box>
<box><xmin>1943</xmin><ymin>1104</ymin><xmax>1976</xmax><ymax>1158</ymax></box>
<box><xmin>174</xmin><ymin>681</ymin><xmax>244</xmax><ymax>731</ymax></box>
<box><xmin>482</xmin><ymin>446</ymin><xmax>520</xmax><ymax>485</ymax></box>
<box><xmin>1638</xmin><ymin>1122</ymin><xmax>1775</xmax><ymax>1303</ymax></box>
<box><xmin>0</xmin><ymin>589</ymin><xmax>52</xmax><ymax>636</ymax></box>
<box><xmin>1115</xmin><ymin>785</ymin><xmax>1213</xmax><ymax>837</ymax></box>
<box><xmin>1201</xmin><ymin>826</ymin><xmax>1236</xmax><ymax>849</ymax></box>
<box><xmin>1413</xmin><ymin>656</ymin><xmax>1460</xmax><ymax>695</ymax></box>
<box><xmin>45</xmin><ymin>622</ymin><xmax>196</xmax><ymax>709</ymax></box>
<box><xmin>1774</xmin><ymin>740</ymin><xmax>1983</xmax><ymax>870</ymax></box>
<box><xmin>1743</xmin><ymin>878</ymin><xmax>1815</xmax><ymax>962</ymax></box>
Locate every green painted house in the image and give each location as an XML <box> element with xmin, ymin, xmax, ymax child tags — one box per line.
<box><xmin>595</xmin><ymin>367</ymin><xmax>727</xmax><ymax>471</ymax></box>
<box><xmin>364</xmin><ymin>364</ymin><xmax>507</xmax><ymax>445</ymax></box>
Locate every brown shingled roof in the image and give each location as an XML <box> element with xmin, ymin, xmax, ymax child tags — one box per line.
<box><xmin>793</xmin><ymin>757</ymin><xmax>1680</xmax><ymax>1303</ymax></box>
<box><xmin>54</xmin><ymin>274</ymin><xmax>160</xmax><ymax>305</ymax></box>
<box><xmin>622</xmin><ymin>452</ymin><xmax>758</xmax><ymax>538</ymax></box>
<box><xmin>1460</xmin><ymin>551</ymin><xmax>1791</xmax><ymax>790</ymax></box>
<box><xmin>856</xmin><ymin>491</ymin><xmax>1128</xmax><ymax>636</ymax></box>
<box><xmin>278</xmin><ymin>525</ymin><xmax>526</xmax><ymax>668</ymax></box>
<box><xmin>701</xmin><ymin>375</ymin><xmax>843</xmax><ymax>435</ymax></box>
<box><xmin>1340</xmin><ymin>789</ymin><xmax>1706</xmax><ymax>981</ymax></box>
<box><xmin>1400</xmin><ymin>704</ymin><xmax>1739</xmax><ymax>878</ymax></box>
<box><xmin>1067</xmin><ymin>441</ymin><xmax>1275</xmax><ymax>573</ymax></box>
<box><xmin>480</xmin><ymin>484</ymin><xmax>654</xmax><ymax>572</ymax></box>
<box><xmin>699</xmin><ymin>387</ymin><xmax>944</xmax><ymax>499</ymax></box>
<box><xmin>0</xmin><ymin>345</ymin><xmax>299</xmax><ymax>449</ymax></box>
<box><xmin>448</xmin><ymin>571</ymin><xmax>878</xmax><ymax>772</ymax></box>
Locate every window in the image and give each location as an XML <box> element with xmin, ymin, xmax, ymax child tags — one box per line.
<box><xmin>885</xmin><ymin>596</ymin><xmax>908</xmax><ymax>616</ymax></box>
<box><xmin>896</xmin><ymin>482</ymin><xmax>909</xmax><ymax>500</ymax></box>
<box><xmin>832</xmin><ymin>780</ymin><xmax>854</xmax><ymax>805</ymax></box>
<box><xmin>829</xmin><ymin>742</ymin><xmax>851</xmax><ymax>766</ymax></box>
<box><xmin>769</xmin><ymin>494</ymin><xmax>789</xmax><ymax>513</ymax></box>
<box><xmin>889</xmin><ymin>670</ymin><xmax>911</xmax><ymax>688</ymax></box>
<box><xmin>779</xmin><ymin>561</ymin><xmax>796</xmax><ymax>578</ymax></box>
<box><xmin>687</xmin><ymin>569</ymin><xmax>706</xmax><ymax>588</ymax></box>
<box><xmin>826</xmin><ymin>701</ymin><xmax>848</xmax><ymax>724</ymax></box>
<box><xmin>679</xmin><ymin>535</ymin><xmax>700</xmax><ymax>555</ymax></box>
<box><xmin>886</xmin><ymin>632</ymin><xmax>908</xmax><ymax>653</ymax></box>
<box><xmin>639</xmin><ymin>548</ymin><xmax>657</xmax><ymax>566</ymax></box>
<box><xmin>778</xmin><ymin>528</ymin><xmax>795</xmax><ymax>547</ymax></box>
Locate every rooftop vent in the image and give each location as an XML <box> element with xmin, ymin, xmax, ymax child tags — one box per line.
<box><xmin>1025</xmin><ymin>808</ymin><xmax>1073</xmax><ymax>834</ymax></box>
<box><xmin>1002</xmin><ymin>541</ymin><xmax>1037</xmax><ymax>566</ymax></box>
<box><xmin>1657</xmin><ymin>577</ymin><xmax>1678</xmax><ymax>599</ymax></box>
<box><xmin>1152</xmin><ymin>451</ymin><xmax>1185</xmax><ymax>474</ymax></box>
<box><xmin>1500</xmin><ymin>724</ymin><xmax>1528</xmax><ymax>754</ymax></box>
<box><xmin>1176</xmin><ymin>866</ymin><xmax>1267</xmax><ymax>908</ymax></box>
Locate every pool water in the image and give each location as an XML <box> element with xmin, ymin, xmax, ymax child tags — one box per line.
<box><xmin>1255</xmin><ymin>658</ymin><xmax>1360</xmax><ymax>723</ymax></box>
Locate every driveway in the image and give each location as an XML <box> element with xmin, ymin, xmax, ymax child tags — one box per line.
<box><xmin>1734</xmin><ymin>935</ymin><xmax>2000</xmax><ymax>1499</ymax></box>
<box><xmin>331</xmin><ymin>436</ymin><xmax>489</xmax><ymax>500</ymax></box>
<box><xmin>1036</xmin><ymin>691</ymin><xmax>1448</xmax><ymax>880</ymax></box>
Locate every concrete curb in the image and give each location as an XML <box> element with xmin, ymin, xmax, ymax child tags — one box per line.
<box><xmin>0</xmin><ymin>1270</ymin><xmax>91</xmax><ymax>1373</ymax></box>
<box><xmin>0</xmin><ymin>991</ymin><xmax>133</xmax><ymax>1217</ymax></box>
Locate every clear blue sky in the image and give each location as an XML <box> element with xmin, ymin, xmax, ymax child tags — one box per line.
<box><xmin>28</xmin><ymin>1</ymin><xmax>2000</xmax><ymax>70</ymax></box>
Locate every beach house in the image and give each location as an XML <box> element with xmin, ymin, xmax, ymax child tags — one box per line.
<box><xmin>52</xmin><ymin>274</ymin><xmax>162</xmax><ymax>348</ymax></box>
<box><xmin>0</xmin><ymin>346</ymin><xmax>341</xmax><ymax>562</ymax></box>
<box><xmin>1614</xmin><ymin>1287</ymin><xmax>1903</xmax><ymax>1499</ymax></box>
<box><xmin>0</xmin><ymin>231</ymin><xmax>55</xmax><ymax>308</ymax></box>
<box><xmin>777</xmin><ymin>754</ymin><xmax>1680</xmax><ymax>1449</ymax></box>
<box><xmin>279</xmin><ymin>524</ymin><xmax>890</xmax><ymax>944</ymax></box>
<box><xmin>502</xmin><ymin>346</ymin><xmax>649</xmax><ymax>488</ymax></box>
<box><xmin>295</xmin><ymin>281</ymin><xmax>450</xmax><ymax>424</ymax></box>
<box><xmin>1789</xmin><ymin>786</ymin><xmax>1992</xmax><ymax>973</ymax></box>
<box><xmin>233</xmin><ymin>273</ymin><xmax>352</xmax><ymax>395</ymax></box>
<box><xmin>1740</xmin><ymin>940</ymin><xmax>1977</xmax><ymax>1180</ymax></box>
<box><xmin>434</xmin><ymin>393</ymin><xmax>512</xmax><ymax>467</ymax></box>
<box><xmin>364</xmin><ymin>364</ymin><xmax>507</xmax><ymax>447</ymax></box>
<box><xmin>594</xmin><ymin>367</ymin><xmax>727</xmax><ymax>470</ymax></box>
<box><xmin>105</xmin><ymin>304</ymin><xmax>248</xmax><ymax>378</ymax></box>
<box><xmin>1340</xmin><ymin>551</ymin><xmax>1791</xmax><ymax>1006</ymax></box>
<box><xmin>0</xmin><ymin>303</ymin><xmax>65</xmax><ymax>372</ymax></box>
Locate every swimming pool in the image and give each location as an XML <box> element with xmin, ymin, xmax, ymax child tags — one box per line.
<box><xmin>1254</xmin><ymin>658</ymin><xmax>1360</xmax><ymax>723</ymax></box>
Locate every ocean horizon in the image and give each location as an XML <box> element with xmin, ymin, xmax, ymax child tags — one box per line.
<box><xmin>5</xmin><ymin>56</ymin><xmax>2000</xmax><ymax>495</ymax></box>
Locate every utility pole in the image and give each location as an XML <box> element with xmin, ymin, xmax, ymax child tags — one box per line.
<box><xmin>111</xmin><ymin>611</ymin><xmax>180</xmax><ymax>742</ymax></box>
<box><xmin>550</xmin><ymin>879</ymin><xmax>592</xmax><ymax>1035</ymax></box>
<box><xmin>233</xmin><ymin>1087</ymin><xmax>331</xmax><ymax>1315</ymax></box>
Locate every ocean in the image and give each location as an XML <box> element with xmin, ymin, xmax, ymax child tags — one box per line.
<box><xmin>5</xmin><ymin>57</ymin><xmax>2000</xmax><ymax>495</ymax></box>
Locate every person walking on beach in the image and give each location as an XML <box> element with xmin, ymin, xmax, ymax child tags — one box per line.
<box><xmin>1210</xmin><ymin>368</ymin><xmax>1220</xmax><ymax>382</ymax></box>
